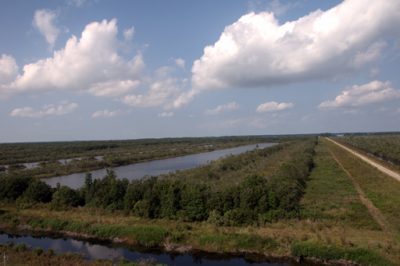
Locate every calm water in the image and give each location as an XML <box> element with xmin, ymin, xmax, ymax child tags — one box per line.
<box><xmin>43</xmin><ymin>143</ymin><xmax>275</xmax><ymax>189</ymax></box>
<box><xmin>0</xmin><ymin>232</ymin><xmax>296</xmax><ymax>266</ymax></box>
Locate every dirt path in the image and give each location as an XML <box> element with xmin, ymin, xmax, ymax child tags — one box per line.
<box><xmin>326</xmin><ymin>137</ymin><xmax>400</xmax><ymax>182</ymax></box>
<box><xmin>325</xmin><ymin>143</ymin><xmax>391</xmax><ymax>233</ymax></box>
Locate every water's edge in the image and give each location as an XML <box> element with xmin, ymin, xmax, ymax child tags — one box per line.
<box><xmin>43</xmin><ymin>143</ymin><xmax>276</xmax><ymax>189</ymax></box>
<box><xmin>0</xmin><ymin>224</ymin><xmax>355</xmax><ymax>266</ymax></box>
<box><xmin>0</xmin><ymin>225</ymin><xmax>302</xmax><ymax>266</ymax></box>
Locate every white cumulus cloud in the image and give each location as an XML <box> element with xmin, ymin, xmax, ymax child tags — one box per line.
<box><xmin>205</xmin><ymin>101</ymin><xmax>239</xmax><ymax>115</ymax></box>
<box><xmin>33</xmin><ymin>9</ymin><xmax>60</xmax><ymax>48</ymax></box>
<box><xmin>0</xmin><ymin>54</ymin><xmax>18</xmax><ymax>85</ymax></box>
<box><xmin>2</xmin><ymin>19</ymin><xmax>143</xmax><ymax>98</ymax></box>
<box><xmin>256</xmin><ymin>101</ymin><xmax>293</xmax><ymax>112</ymax></box>
<box><xmin>92</xmin><ymin>109</ymin><xmax>120</xmax><ymax>118</ymax></box>
<box><xmin>10</xmin><ymin>101</ymin><xmax>78</xmax><ymax>118</ymax></box>
<box><xmin>191</xmin><ymin>0</ymin><xmax>400</xmax><ymax>93</ymax></box>
<box><xmin>319</xmin><ymin>80</ymin><xmax>400</xmax><ymax>109</ymax></box>
<box><xmin>122</xmin><ymin>77</ymin><xmax>184</xmax><ymax>109</ymax></box>
<box><xmin>89</xmin><ymin>79</ymin><xmax>140</xmax><ymax>97</ymax></box>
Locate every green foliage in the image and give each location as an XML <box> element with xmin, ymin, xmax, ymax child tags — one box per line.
<box><xmin>51</xmin><ymin>186</ymin><xmax>83</xmax><ymax>209</ymax></box>
<box><xmin>339</xmin><ymin>134</ymin><xmax>400</xmax><ymax>165</ymax></box>
<box><xmin>0</xmin><ymin>176</ymin><xmax>32</xmax><ymax>201</ymax></box>
<box><xmin>291</xmin><ymin>241</ymin><xmax>392</xmax><ymax>266</ymax></box>
<box><xmin>181</xmin><ymin>183</ymin><xmax>209</xmax><ymax>221</ymax></box>
<box><xmin>198</xmin><ymin>233</ymin><xmax>277</xmax><ymax>252</ymax></box>
<box><xmin>1</xmin><ymin>138</ymin><xmax>316</xmax><ymax>226</ymax></box>
<box><xmin>84</xmin><ymin>169</ymin><xmax>128</xmax><ymax>210</ymax></box>
<box><xmin>13</xmin><ymin>243</ymin><xmax>27</xmax><ymax>252</ymax></box>
<box><xmin>22</xmin><ymin>180</ymin><xmax>52</xmax><ymax>203</ymax></box>
<box><xmin>222</xmin><ymin>209</ymin><xmax>257</xmax><ymax>226</ymax></box>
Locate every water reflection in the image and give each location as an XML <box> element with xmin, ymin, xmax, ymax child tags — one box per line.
<box><xmin>44</xmin><ymin>143</ymin><xmax>276</xmax><ymax>189</ymax></box>
<box><xmin>0</xmin><ymin>232</ymin><xmax>294</xmax><ymax>266</ymax></box>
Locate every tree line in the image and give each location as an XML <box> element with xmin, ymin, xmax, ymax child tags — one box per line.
<box><xmin>0</xmin><ymin>139</ymin><xmax>316</xmax><ymax>225</ymax></box>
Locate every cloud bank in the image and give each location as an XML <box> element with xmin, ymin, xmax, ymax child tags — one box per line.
<box><xmin>1</xmin><ymin>19</ymin><xmax>143</xmax><ymax>98</ymax></box>
<box><xmin>10</xmin><ymin>101</ymin><xmax>78</xmax><ymax>118</ymax></box>
<box><xmin>256</xmin><ymin>101</ymin><xmax>293</xmax><ymax>112</ymax></box>
<box><xmin>179</xmin><ymin>0</ymin><xmax>400</xmax><ymax>107</ymax></box>
<box><xmin>319</xmin><ymin>80</ymin><xmax>400</xmax><ymax>109</ymax></box>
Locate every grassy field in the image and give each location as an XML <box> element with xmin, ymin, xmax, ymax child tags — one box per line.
<box><xmin>1</xmin><ymin>137</ymin><xmax>399</xmax><ymax>265</ymax></box>
<box><xmin>326</xmin><ymin>139</ymin><xmax>400</xmax><ymax>237</ymax></box>
<box><xmin>335</xmin><ymin>134</ymin><xmax>400</xmax><ymax>172</ymax></box>
<box><xmin>300</xmin><ymin>140</ymin><xmax>379</xmax><ymax>229</ymax></box>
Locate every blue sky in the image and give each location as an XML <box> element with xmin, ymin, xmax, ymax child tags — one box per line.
<box><xmin>0</xmin><ymin>0</ymin><xmax>399</xmax><ymax>142</ymax></box>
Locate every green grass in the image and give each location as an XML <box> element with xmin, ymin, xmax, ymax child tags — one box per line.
<box><xmin>291</xmin><ymin>241</ymin><xmax>393</xmax><ymax>266</ymax></box>
<box><xmin>24</xmin><ymin>216</ymin><xmax>168</xmax><ymax>248</ymax></box>
<box><xmin>337</xmin><ymin>134</ymin><xmax>400</xmax><ymax>168</ymax></box>
<box><xmin>197</xmin><ymin>233</ymin><xmax>278</xmax><ymax>252</ymax></box>
<box><xmin>326</xmin><ymin>140</ymin><xmax>400</xmax><ymax>235</ymax></box>
<box><xmin>301</xmin><ymin>141</ymin><xmax>379</xmax><ymax>229</ymax></box>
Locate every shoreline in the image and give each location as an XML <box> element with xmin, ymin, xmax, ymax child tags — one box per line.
<box><xmin>0</xmin><ymin>223</ymin><xmax>358</xmax><ymax>266</ymax></box>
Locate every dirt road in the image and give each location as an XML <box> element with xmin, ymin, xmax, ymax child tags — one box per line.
<box><xmin>326</xmin><ymin>137</ymin><xmax>400</xmax><ymax>182</ymax></box>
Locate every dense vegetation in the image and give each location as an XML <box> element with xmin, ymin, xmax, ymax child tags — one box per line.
<box><xmin>0</xmin><ymin>135</ymin><xmax>291</xmax><ymax>165</ymax></box>
<box><xmin>0</xmin><ymin>135</ymin><xmax>298</xmax><ymax>179</ymax></box>
<box><xmin>0</xmin><ymin>139</ymin><xmax>316</xmax><ymax>225</ymax></box>
<box><xmin>337</xmin><ymin>134</ymin><xmax>400</xmax><ymax>166</ymax></box>
<box><xmin>1</xmin><ymin>136</ymin><xmax>399</xmax><ymax>265</ymax></box>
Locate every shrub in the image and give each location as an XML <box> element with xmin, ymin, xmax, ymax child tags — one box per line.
<box><xmin>22</xmin><ymin>180</ymin><xmax>52</xmax><ymax>203</ymax></box>
<box><xmin>291</xmin><ymin>241</ymin><xmax>392</xmax><ymax>266</ymax></box>
<box><xmin>51</xmin><ymin>186</ymin><xmax>83</xmax><ymax>209</ymax></box>
<box><xmin>0</xmin><ymin>176</ymin><xmax>32</xmax><ymax>201</ymax></box>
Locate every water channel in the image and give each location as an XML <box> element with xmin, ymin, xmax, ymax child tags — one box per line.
<box><xmin>43</xmin><ymin>143</ymin><xmax>276</xmax><ymax>189</ymax></box>
<box><xmin>0</xmin><ymin>231</ymin><xmax>298</xmax><ymax>266</ymax></box>
<box><xmin>0</xmin><ymin>143</ymin><xmax>299</xmax><ymax>265</ymax></box>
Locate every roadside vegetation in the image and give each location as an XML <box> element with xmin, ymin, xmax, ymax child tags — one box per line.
<box><xmin>326</xmin><ymin>139</ymin><xmax>400</xmax><ymax>236</ymax></box>
<box><xmin>336</xmin><ymin>134</ymin><xmax>400</xmax><ymax>171</ymax></box>
<box><xmin>300</xmin><ymin>141</ymin><xmax>379</xmax><ymax>229</ymax></box>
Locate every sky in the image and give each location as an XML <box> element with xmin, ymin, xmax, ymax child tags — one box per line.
<box><xmin>0</xmin><ymin>0</ymin><xmax>399</xmax><ymax>142</ymax></box>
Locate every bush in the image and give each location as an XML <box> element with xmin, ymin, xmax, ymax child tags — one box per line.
<box><xmin>291</xmin><ymin>241</ymin><xmax>392</xmax><ymax>266</ymax></box>
<box><xmin>222</xmin><ymin>209</ymin><xmax>257</xmax><ymax>226</ymax></box>
<box><xmin>33</xmin><ymin>247</ymin><xmax>44</xmax><ymax>256</ymax></box>
<box><xmin>13</xmin><ymin>243</ymin><xmax>27</xmax><ymax>252</ymax></box>
<box><xmin>22</xmin><ymin>180</ymin><xmax>52</xmax><ymax>203</ymax></box>
<box><xmin>51</xmin><ymin>186</ymin><xmax>83</xmax><ymax>209</ymax></box>
<box><xmin>0</xmin><ymin>176</ymin><xmax>32</xmax><ymax>201</ymax></box>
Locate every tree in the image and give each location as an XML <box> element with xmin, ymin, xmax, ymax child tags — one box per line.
<box><xmin>22</xmin><ymin>180</ymin><xmax>52</xmax><ymax>203</ymax></box>
<box><xmin>181</xmin><ymin>184</ymin><xmax>209</xmax><ymax>221</ymax></box>
<box><xmin>0</xmin><ymin>176</ymin><xmax>32</xmax><ymax>201</ymax></box>
<box><xmin>51</xmin><ymin>186</ymin><xmax>82</xmax><ymax>209</ymax></box>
